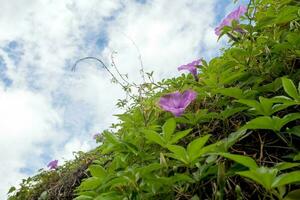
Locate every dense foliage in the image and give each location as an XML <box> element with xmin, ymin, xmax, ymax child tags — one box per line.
<box><xmin>8</xmin><ymin>0</ymin><xmax>300</xmax><ymax>199</ymax></box>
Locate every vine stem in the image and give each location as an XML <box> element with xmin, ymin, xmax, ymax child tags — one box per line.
<box><xmin>72</xmin><ymin>56</ymin><xmax>126</xmax><ymax>88</ymax></box>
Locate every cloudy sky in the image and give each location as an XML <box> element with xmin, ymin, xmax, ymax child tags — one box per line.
<box><xmin>0</xmin><ymin>0</ymin><xmax>247</xmax><ymax>198</ymax></box>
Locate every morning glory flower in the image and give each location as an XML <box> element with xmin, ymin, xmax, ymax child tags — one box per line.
<box><xmin>93</xmin><ymin>133</ymin><xmax>101</xmax><ymax>140</ymax></box>
<box><xmin>178</xmin><ymin>59</ymin><xmax>201</xmax><ymax>77</ymax></box>
<box><xmin>159</xmin><ymin>90</ymin><xmax>197</xmax><ymax>117</ymax></box>
<box><xmin>47</xmin><ymin>160</ymin><xmax>58</xmax><ymax>170</ymax></box>
<box><xmin>215</xmin><ymin>5</ymin><xmax>247</xmax><ymax>36</ymax></box>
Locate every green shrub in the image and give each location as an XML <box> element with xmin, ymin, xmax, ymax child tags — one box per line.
<box><xmin>8</xmin><ymin>0</ymin><xmax>300</xmax><ymax>199</ymax></box>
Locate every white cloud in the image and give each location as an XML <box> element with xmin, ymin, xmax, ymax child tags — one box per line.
<box><xmin>0</xmin><ymin>86</ymin><xmax>64</xmax><ymax>197</ymax></box>
<box><xmin>0</xmin><ymin>0</ymin><xmax>230</xmax><ymax>199</ymax></box>
<box><xmin>104</xmin><ymin>0</ymin><xmax>222</xmax><ymax>81</ymax></box>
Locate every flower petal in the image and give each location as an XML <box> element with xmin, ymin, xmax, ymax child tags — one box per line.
<box><xmin>178</xmin><ymin>59</ymin><xmax>201</xmax><ymax>76</ymax></box>
<box><xmin>159</xmin><ymin>90</ymin><xmax>197</xmax><ymax>117</ymax></box>
<box><xmin>215</xmin><ymin>5</ymin><xmax>247</xmax><ymax>36</ymax></box>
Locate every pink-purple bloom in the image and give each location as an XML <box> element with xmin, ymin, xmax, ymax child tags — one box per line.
<box><xmin>215</xmin><ymin>5</ymin><xmax>247</xmax><ymax>36</ymax></box>
<box><xmin>178</xmin><ymin>59</ymin><xmax>201</xmax><ymax>77</ymax></box>
<box><xmin>93</xmin><ymin>133</ymin><xmax>101</xmax><ymax>140</ymax></box>
<box><xmin>159</xmin><ymin>90</ymin><xmax>197</xmax><ymax>117</ymax></box>
<box><xmin>47</xmin><ymin>160</ymin><xmax>58</xmax><ymax>170</ymax></box>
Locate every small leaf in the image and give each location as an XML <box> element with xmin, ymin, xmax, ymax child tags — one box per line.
<box><xmin>187</xmin><ymin>134</ymin><xmax>211</xmax><ymax>162</ymax></box>
<box><xmin>170</xmin><ymin>129</ymin><xmax>192</xmax><ymax>144</ymax></box>
<box><xmin>216</xmin><ymin>130</ymin><xmax>247</xmax><ymax>152</ymax></box>
<box><xmin>287</xmin><ymin>125</ymin><xmax>300</xmax><ymax>137</ymax></box>
<box><xmin>38</xmin><ymin>191</ymin><xmax>48</xmax><ymax>200</ymax></box>
<box><xmin>275</xmin><ymin>162</ymin><xmax>300</xmax><ymax>171</ymax></box>
<box><xmin>167</xmin><ymin>145</ymin><xmax>189</xmax><ymax>164</ymax></box>
<box><xmin>220</xmin><ymin>107</ymin><xmax>247</xmax><ymax>119</ymax></box>
<box><xmin>7</xmin><ymin>186</ymin><xmax>16</xmax><ymax>194</ymax></box>
<box><xmin>162</xmin><ymin>118</ymin><xmax>176</xmax><ymax>141</ymax></box>
<box><xmin>144</xmin><ymin>130</ymin><xmax>165</xmax><ymax>147</ymax></box>
<box><xmin>293</xmin><ymin>153</ymin><xmax>300</xmax><ymax>161</ymax></box>
<box><xmin>216</xmin><ymin>87</ymin><xmax>244</xmax><ymax>99</ymax></box>
<box><xmin>237</xmin><ymin>99</ymin><xmax>264</xmax><ymax>115</ymax></box>
<box><xmin>236</xmin><ymin>99</ymin><xmax>260</xmax><ymax>109</ymax></box>
<box><xmin>280</xmin><ymin>113</ymin><xmax>300</xmax><ymax>129</ymax></box>
<box><xmin>273</xmin><ymin>171</ymin><xmax>300</xmax><ymax>188</ymax></box>
<box><xmin>104</xmin><ymin>176</ymin><xmax>129</xmax><ymax>189</ymax></box>
<box><xmin>283</xmin><ymin>189</ymin><xmax>300</xmax><ymax>200</ymax></box>
<box><xmin>242</xmin><ymin>116</ymin><xmax>275</xmax><ymax>131</ymax></box>
<box><xmin>282</xmin><ymin>77</ymin><xmax>299</xmax><ymax>100</ymax></box>
<box><xmin>121</xmin><ymin>141</ymin><xmax>139</xmax><ymax>155</ymax></box>
<box><xmin>274</xmin><ymin>6</ymin><xmax>299</xmax><ymax>24</ymax></box>
<box><xmin>191</xmin><ymin>195</ymin><xmax>200</xmax><ymax>200</ymax></box>
<box><xmin>88</xmin><ymin>165</ymin><xmax>107</xmax><ymax>179</ymax></box>
<box><xmin>78</xmin><ymin>177</ymin><xmax>102</xmax><ymax>190</ymax></box>
<box><xmin>217</xmin><ymin>153</ymin><xmax>258</xmax><ymax>169</ymax></box>
<box><xmin>259</xmin><ymin>97</ymin><xmax>274</xmax><ymax>115</ymax></box>
<box><xmin>237</xmin><ymin>167</ymin><xmax>278</xmax><ymax>190</ymax></box>
<box><xmin>138</xmin><ymin>163</ymin><xmax>162</xmax><ymax>176</ymax></box>
<box><xmin>94</xmin><ymin>192</ymin><xmax>122</xmax><ymax>200</ymax></box>
<box><xmin>74</xmin><ymin>196</ymin><xmax>94</xmax><ymax>200</ymax></box>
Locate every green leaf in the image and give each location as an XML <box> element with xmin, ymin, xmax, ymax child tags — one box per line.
<box><xmin>282</xmin><ymin>77</ymin><xmax>299</xmax><ymax>100</ymax></box>
<box><xmin>274</xmin><ymin>6</ymin><xmax>299</xmax><ymax>24</ymax></box>
<box><xmin>242</xmin><ymin>116</ymin><xmax>275</xmax><ymax>131</ymax></box>
<box><xmin>217</xmin><ymin>153</ymin><xmax>258</xmax><ymax>170</ymax></box>
<box><xmin>137</xmin><ymin>163</ymin><xmax>162</xmax><ymax>176</ymax></box>
<box><xmin>275</xmin><ymin>162</ymin><xmax>300</xmax><ymax>171</ymax></box>
<box><xmin>216</xmin><ymin>87</ymin><xmax>244</xmax><ymax>99</ymax></box>
<box><xmin>237</xmin><ymin>99</ymin><xmax>263</xmax><ymax>114</ymax></box>
<box><xmin>259</xmin><ymin>97</ymin><xmax>274</xmax><ymax>115</ymax></box>
<box><xmin>75</xmin><ymin>191</ymin><xmax>97</xmax><ymax>197</ymax></box>
<box><xmin>167</xmin><ymin>145</ymin><xmax>189</xmax><ymax>164</ymax></box>
<box><xmin>162</xmin><ymin>118</ymin><xmax>176</xmax><ymax>141</ymax></box>
<box><xmin>273</xmin><ymin>171</ymin><xmax>300</xmax><ymax>188</ymax></box>
<box><xmin>222</xmin><ymin>71</ymin><xmax>246</xmax><ymax>85</ymax></box>
<box><xmin>171</xmin><ymin>173</ymin><xmax>194</xmax><ymax>183</ymax></box>
<box><xmin>74</xmin><ymin>196</ymin><xmax>94</xmax><ymax>200</ymax></box>
<box><xmin>258</xmin><ymin>77</ymin><xmax>283</xmax><ymax>93</ymax></box>
<box><xmin>191</xmin><ymin>195</ymin><xmax>200</xmax><ymax>200</ymax></box>
<box><xmin>280</xmin><ymin>113</ymin><xmax>300</xmax><ymax>129</ymax></box>
<box><xmin>283</xmin><ymin>189</ymin><xmax>300</xmax><ymax>200</ymax></box>
<box><xmin>104</xmin><ymin>176</ymin><xmax>129</xmax><ymax>189</ymax></box>
<box><xmin>287</xmin><ymin>125</ymin><xmax>300</xmax><ymax>137</ymax></box>
<box><xmin>88</xmin><ymin>165</ymin><xmax>107</xmax><ymax>179</ymax></box>
<box><xmin>293</xmin><ymin>153</ymin><xmax>300</xmax><ymax>161</ymax></box>
<box><xmin>144</xmin><ymin>130</ymin><xmax>165</xmax><ymax>147</ymax></box>
<box><xmin>170</xmin><ymin>129</ymin><xmax>192</xmax><ymax>144</ymax></box>
<box><xmin>198</xmin><ymin>142</ymin><xmax>220</xmax><ymax>156</ymax></box>
<box><xmin>187</xmin><ymin>134</ymin><xmax>211</xmax><ymax>162</ymax></box>
<box><xmin>94</xmin><ymin>192</ymin><xmax>122</xmax><ymax>200</ymax></box>
<box><xmin>216</xmin><ymin>130</ymin><xmax>247</xmax><ymax>152</ymax></box>
<box><xmin>272</xmin><ymin>102</ymin><xmax>297</xmax><ymax>114</ymax></box>
<box><xmin>121</xmin><ymin>141</ymin><xmax>139</xmax><ymax>155</ymax></box>
<box><xmin>38</xmin><ymin>191</ymin><xmax>48</xmax><ymax>200</ymax></box>
<box><xmin>242</xmin><ymin>113</ymin><xmax>300</xmax><ymax>132</ymax></box>
<box><xmin>237</xmin><ymin>97</ymin><xmax>288</xmax><ymax>116</ymax></box>
<box><xmin>220</xmin><ymin>107</ymin><xmax>247</xmax><ymax>119</ymax></box>
<box><xmin>7</xmin><ymin>186</ymin><xmax>16</xmax><ymax>194</ymax></box>
<box><xmin>78</xmin><ymin>177</ymin><xmax>102</xmax><ymax>190</ymax></box>
<box><xmin>237</xmin><ymin>167</ymin><xmax>278</xmax><ymax>190</ymax></box>
<box><xmin>154</xmin><ymin>173</ymin><xmax>194</xmax><ymax>186</ymax></box>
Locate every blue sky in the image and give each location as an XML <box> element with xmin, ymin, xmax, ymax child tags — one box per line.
<box><xmin>0</xmin><ymin>0</ymin><xmax>248</xmax><ymax>199</ymax></box>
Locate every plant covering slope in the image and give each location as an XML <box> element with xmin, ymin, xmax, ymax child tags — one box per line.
<box><xmin>7</xmin><ymin>0</ymin><xmax>300</xmax><ymax>199</ymax></box>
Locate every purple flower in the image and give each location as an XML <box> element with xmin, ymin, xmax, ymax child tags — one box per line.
<box><xmin>93</xmin><ymin>133</ymin><xmax>101</xmax><ymax>140</ymax></box>
<box><xmin>178</xmin><ymin>59</ymin><xmax>201</xmax><ymax>77</ymax></box>
<box><xmin>47</xmin><ymin>160</ymin><xmax>58</xmax><ymax>170</ymax></box>
<box><xmin>159</xmin><ymin>90</ymin><xmax>197</xmax><ymax>117</ymax></box>
<box><xmin>215</xmin><ymin>5</ymin><xmax>247</xmax><ymax>36</ymax></box>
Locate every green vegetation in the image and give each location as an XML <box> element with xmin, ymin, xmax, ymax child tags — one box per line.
<box><xmin>7</xmin><ymin>0</ymin><xmax>300</xmax><ymax>199</ymax></box>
